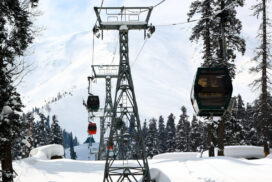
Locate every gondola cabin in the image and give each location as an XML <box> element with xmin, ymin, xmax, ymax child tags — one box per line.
<box><xmin>115</xmin><ymin>118</ymin><xmax>123</xmax><ymax>130</ymax></box>
<box><xmin>87</xmin><ymin>95</ymin><xmax>100</xmax><ymax>112</ymax></box>
<box><xmin>106</xmin><ymin>141</ymin><xmax>113</xmax><ymax>150</ymax></box>
<box><xmin>88</xmin><ymin>123</ymin><xmax>97</xmax><ymax>135</ymax></box>
<box><xmin>191</xmin><ymin>67</ymin><xmax>233</xmax><ymax>116</ymax></box>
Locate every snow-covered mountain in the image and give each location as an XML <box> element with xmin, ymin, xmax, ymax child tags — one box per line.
<box><xmin>17</xmin><ymin>0</ymin><xmax>261</xmax><ymax>143</ymax></box>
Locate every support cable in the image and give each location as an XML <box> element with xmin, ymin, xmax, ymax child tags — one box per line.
<box><xmin>95</xmin><ymin>0</ymin><xmax>105</xmax><ymax>25</ymax></box>
<box><xmin>127</xmin><ymin>0</ymin><xmax>166</xmax><ymax>13</ymax></box>
<box><xmin>111</xmin><ymin>34</ymin><xmax>119</xmax><ymax>64</ymax></box>
<box><xmin>153</xmin><ymin>0</ymin><xmax>166</xmax><ymax>8</ymax></box>
<box><xmin>90</xmin><ymin>33</ymin><xmax>95</xmax><ymax>93</ymax></box>
<box><xmin>155</xmin><ymin>0</ymin><xmax>238</xmax><ymax>27</ymax></box>
<box><xmin>131</xmin><ymin>38</ymin><xmax>149</xmax><ymax>68</ymax></box>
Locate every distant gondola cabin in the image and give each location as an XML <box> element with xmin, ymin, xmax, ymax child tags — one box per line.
<box><xmin>88</xmin><ymin>123</ymin><xmax>97</xmax><ymax>135</ymax></box>
<box><xmin>115</xmin><ymin>118</ymin><xmax>123</xmax><ymax>130</ymax></box>
<box><xmin>87</xmin><ymin>95</ymin><xmax>100</xmax><ymax>112</ymax></box>
<box><xmin>107</xmin><ymin>141</ymin><xmax>113</xmax><ymax>150</ymax></box>
<box><xmin>191</xmin><ymin>67</ymin><xmax>233</xmax><ymax>116</ymax></box>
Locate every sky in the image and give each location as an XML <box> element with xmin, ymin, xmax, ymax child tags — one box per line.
<box><xmin>18</xmin><ymin>0</ymin><xmax>272</xmax><ymax>143</ymax></box>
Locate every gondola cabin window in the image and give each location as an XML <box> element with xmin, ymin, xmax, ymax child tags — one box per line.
<box><xmin>197</xmin><ymin>70</ymin><xmax>227</xmax><ymax>106</ymax></box>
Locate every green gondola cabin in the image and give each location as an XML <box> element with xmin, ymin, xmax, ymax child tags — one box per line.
<box><xmin>191</xmin><ymin>67</ymin><xmax>233</xmax><ymax>116</ymax></box>
<box><xmin>87</xmin><ymin>95</ymin><xmax>100</xmax><ymax>112</ymax></box>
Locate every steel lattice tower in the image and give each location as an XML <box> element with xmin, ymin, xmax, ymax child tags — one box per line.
<box><xmin>92</xmin><ymin>65</ymin><xmax>118</xmax><ymax>160</ymax></box>
<box><xmin>94</xmin><ymin>6</ymin><xmax>154</xmax><ymax>182</ymax></box>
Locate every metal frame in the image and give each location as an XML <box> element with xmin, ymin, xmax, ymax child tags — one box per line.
<box><xmin>91</xmin><ymin>65</ymin><xmax>118</xmax><ymax>160</ymax></box>
<box><xmin>94</xmin><ymin>6</ymin><xmax>153</xmax><ymax>182</ymax></box>
<box><xmin>94</xmin><ymin>7</ymin><xmax>153</xmax><ymax>30</ymax></box>
<box><xmin>92</xmin><ymin>65</ymin><xmax>119</xmax><ymax>79</ymax></box>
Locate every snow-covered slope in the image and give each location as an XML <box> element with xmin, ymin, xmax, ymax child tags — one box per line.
<box><xmin>13</xmin><ymin>153</ymin><xmax>272</xmax><ymax>182</ymax></box>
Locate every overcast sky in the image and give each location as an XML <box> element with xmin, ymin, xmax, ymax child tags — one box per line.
<box><xmin>18</xmin><ymin>0</ymin><xmax>272</xmax><ymax>143</ymax></box>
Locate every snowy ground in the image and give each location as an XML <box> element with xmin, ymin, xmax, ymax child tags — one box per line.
<box><xmin>13</xmin><ymin>154</ymin><xmax>272</xmax><ymax>182</ymax></box>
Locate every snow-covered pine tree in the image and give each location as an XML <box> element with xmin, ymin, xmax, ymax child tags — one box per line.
<box><xmin>145</xmin><ymin>118</ymin><xmax>159</xmax><ymax>158</ymax></box>
<box><xmin>190</xmin><ymin>115</ymin><xmax>202</xmax><ymax>152</ymax></box>
<box><xmin>69</xmin><ymin>133</ymin><xmax>77</xmax><ymax>160</ymax></box>
<box><xmin>250</xmin><ymin>0</ymin><xmax>272</xmax><ymax>156</ymax></box>
<box><xmin>24</xmin><ymin>112</ymin><xmax>35</xmax><ymax>149</ymax></box>
<box><xmin>224</xmin><ymin>95</ymin><xmax>244</xmax><ymax>145</ymax></box>
<box><xmin>62</xmin><ymin>129</ymin><xmax>70</xmax><ymax>148</ymax></box>
<box><xmin>50</xmin><ymin>115</ymin><xmax>63</xmax><ymax>145</ymax></box>
<box><xmin>234</xmin><ymin>95</ymin><xmax>246</xmax><ymax>144</ymax></box>
<box><xmin>36</xmin><ymin>113</ymin><xmax>48</xmax><ymax>146</ymax></box>
<box><xmin>244</xmin><ymin>103</ymin><xmax>258</xmax><ymax>145</ymax></box>
<box><xmin>0</xmin><ymin>90</ymin><xmax>26</xmax><ymax>181</ymax></box>
<box><xmin>198</xmin><ymin>119</ymin><xmax>208</xmax><ymax>151</ymax></box>
<box><xmin>267</xmin><ymin>95</ymin><xmax>272</xmax><ymax>144</ymax></box>
<box><xmin>45</xmin><ymin>115</ymin><xmax>51</xmax><ymax>144</ymax></box>
<box><xmin>176</xmin><ymin>106</ymin><xmax>191</xmax><ymax>152</ymax></box>
<box><xmin>0</xmin><ymin>1</ymin><xmax>39</xmax><ymax>180</ymax></box>
<box><xmin>142</xmin><ymin>119</ymin><xmax>148</xmax><ymax>148</ymax></box>
<box><xmin>251</xmin><ymin>99</ymin><xmax>269</xmax><ymax>147</ymax></box>
<box><xmin>188</xmin><ymin>0</ymin><xmax>215</xmax><ymax>66</ymax></box>
<box><xmin>216</xmin><ymin>0</ymin><xmax>246</xmax><ymax>156</ymax></box>
<box><xmin>166</xmin><ymin>113</ymin><xmax>176</xmax><ymax>152</ymax></box>
<box><xmin>158</xmin><ymin>116</ymin><xmax>167</xmax><ymax>154</ymax></box>
<box><xmin>212</xmin><ymin>0</ymin><xmax>246</xmax><ymax>77</ymax></box>
<box><xmin>32</xmin><ymin>120</ymin><xmax>40</xmax><ymax>148</ymax></box>
<box><xmin>189</xmin><ymin>0</ymin><xmax>246</xmax><ymax>156</ymax></box>
<box><xmin>73</xmin><ymin>136</ymin><xmax>79</xmax><ymax>147</ymax></box>
<box><xmin>11</xmin><ymin>112</ymin><xmax>33</xmax><ymax>160</ymax></box>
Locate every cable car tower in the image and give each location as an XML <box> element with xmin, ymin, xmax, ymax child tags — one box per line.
<box><xmin>94</xmin><ymin>6</ymin><xmax>155</xmax><ymax>182</ymax></box>
<box><xmin>92</xmin><ymin>65</ymin><xmax>119</xmax><ymax>160</ymax></box>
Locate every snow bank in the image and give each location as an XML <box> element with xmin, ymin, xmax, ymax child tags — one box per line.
<box><xmin>30</xmin><ymin>144</ymin><xmax>64</xmax><ymax>160</ymax></box>
<box><xmin>152</xmin><ymin>152</ymin><xmax>199</xmax><ymax>160</ymax></box>
<box><xmin>149</xmin><ymin>168</ymin><xmax>171</xmax><ymax>182</ymax></box>
<box><xmin>266</xmin><ymin>154</ymin><xmax>272</xmax><ymax>159</ymax></box>
<box><xmin>200</xmin><ymin>145</ymin><xmax>271</xmax><ymax>159</ymax></box>
<box><xmin>12</xmin><ymin>153</ymin><xmax>272</xmax><ymax>182</ymax></box>
<box><xmin>149</xmin><ymin>156</ymin><xmax>272</xmax><ymax>182</ymax></box>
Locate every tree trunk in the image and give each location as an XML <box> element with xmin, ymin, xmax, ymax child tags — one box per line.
<box><xmin>204</xmin><ymin>0</ymin><xmax>212</xmax><ymax>66</ymax></box>
<box><xmin>1</xmin><ymin>142</ymin><xmax>14</xmax><ymax>182</ymax></box>
<box><xmin>218</xmin><ymin>117</ymin><xmax>224</xmax><ymax>156</ymax></box>
<box><xmin>262</xmin><ymin>0</ymin><xmax>270</xmax><ymax>157</ymax></box>
<box><xmin>208</xmin><ymin>124</ymin><xmax>214</xmax><ymax>157</ymax></box>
